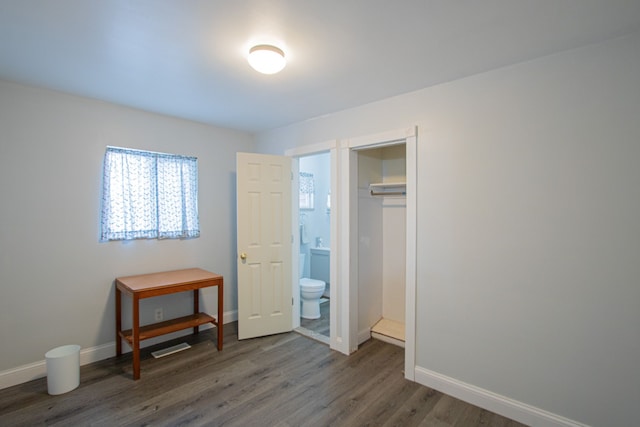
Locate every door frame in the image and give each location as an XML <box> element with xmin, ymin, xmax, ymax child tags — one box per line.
<box><xmin>341</xmin><ymin>127</ymin><xmax>417</xmax><ymax>380</ymax></box>
<box><xmin>284</xmin><ymin>126</ymin><xmax>417</xmax><ymax>378</ymax></box>
<box><xmin>285</xmin><ymin>140</ymin><xmax>344</xmax><ymax>353</ymax></box>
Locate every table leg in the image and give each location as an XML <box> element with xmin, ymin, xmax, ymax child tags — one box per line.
<box><xmin>115</xmin><ymin>287</ymin><xmax>122</xmax><ymax>356</ymax></box>
<box><xmin>193</xmin><ymin>289</ymin><xmax>199</xmax><ymax>335</ymax></box>
<box><xmin>132</xmin><ymin>295</ymin><xmax>140</xmax><ymax>380</ymax></box>
<box><xmin>217</xmin><ymin>280</ymin><xmax>224</xmax><ymax>350</ymax></box>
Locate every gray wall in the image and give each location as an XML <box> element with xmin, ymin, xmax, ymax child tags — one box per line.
<box><xmin>255</xmin><ymin>32</ymin><xmax>640</xmax><ymax>427</ymax></box>
<box><xmin>0</xmin><ymin>80</ymin><xmax>253</xmax><ymax>372</ymax></box>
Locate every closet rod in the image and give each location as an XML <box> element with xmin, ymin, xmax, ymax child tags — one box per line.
<box><xmin>370</xmin><ymin>190</ymin><xmax>406</xmax><ymax>197</ymax></box>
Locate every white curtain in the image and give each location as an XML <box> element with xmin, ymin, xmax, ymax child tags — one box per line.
<box><xmin>100</xmin><ymin>147</ymin><xmax>199</xmax><ymax>241</ymax></box>
<box><xmin>299</xmin><ymin>172</ymin><xmax>314</xmax><ymax>210</ymax></box>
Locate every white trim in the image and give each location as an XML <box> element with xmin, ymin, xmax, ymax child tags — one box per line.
<box><xmin>0</xmin><ymin>310</ymin><xmax>238</xmax><ymax>390</ymax></box>
<box><xmin>222</xmin><ymin>308</ymin><xmax>238</xmax><ymax>325</ymax></box>
<box><xmin>404</xmin><ymin>133</ymin><xmax>417</xmax><ymax>381</ymax></box>
<box><xmin>291</xmin><ymin>159</ymin><xmax>301</xmax><ymax>329</ymax></box>
<box><xmin>341</xmin><ymin>127</ymin><xmax>418</xmax><ymax>365</ymax></box>
<box><xmin>358</xmin><ymin>328</ymin><xmax>371</xmax><ymax>345</ymax></box>
<box><xmin>341</xmin><ymin>144</ymin><xmax>360</xmax><ymax>354</ymax></box>
<box><xmin>285</xmin><ymin>139</ymin><xmax>337</xmax><ymax>157</ymax></box>
<box><xmin>333</xmin><ymin>142</ymin><xmax>357</xmax><ymax>354</ymax></box>
<box><xmin>286</xmin><ymin>142</ymin><xmax>346</xmax><ymax>354</ymax></box>
<box><xmin>414</xmin><ymin>366</ymin><xmax>588</xmax><ymax>427</ymax></box>
<box><xmin>0</xmin><ymin>343</ymin><xmax>115</xmax><ymax>391</ymax></box>
<box><xmin>328</xmin><ymin>146</ymin><xmax>343</xmax><ymax>353</ymax></box>
<box><xmin>346</xmin><ymin>127</ymin><xmax>415</xmax><ymax>150</ymax></box>
<box><xmin>370</xmin><ymin>332</ymin><xmax>405</xmax><ymax>348</ymax></box>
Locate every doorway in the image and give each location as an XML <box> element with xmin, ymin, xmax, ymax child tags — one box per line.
<box><xmin>340</xmin><ymin>127</ymin><xmax>417</xmax><ymax>380</ymax></box>
<box><xmin>295</xmin><ymin>152</ymin><xmax>331</xmax><ymax>344</ymax></box>
<box><xmin>355</xmin><ymin>144</ymin><xmax>407</xmax><ymax>348</ymax></box>
<box><xmin>285</xmin><ymin>140</ymin><xmax>341</xmax><ymax>352</ymax></box>
<box><xmin>278</xmin><ymin>127</ymin><xmax>416</xmax><ymax>372</ymax></box>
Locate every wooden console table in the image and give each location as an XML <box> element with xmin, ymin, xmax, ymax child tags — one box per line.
<box><xmin>115</xmin><ymin>268</ymin><xmax>223</xmax><ymax>380</ymax></box>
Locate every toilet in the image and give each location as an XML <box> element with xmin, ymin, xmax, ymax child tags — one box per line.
<box><xmin>299</xmin><ymin>253</ymin><xmax>326</xmax><ymax>319</ymax></box>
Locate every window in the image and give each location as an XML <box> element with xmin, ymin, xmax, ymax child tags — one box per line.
<box><xmin>100</xmin><ymin>146</ymin><xmax>200</xmax><ymax>241</ymax></box>
<box><xmin>299</xmin><ymin>172</ymin><xmax>315</xmax><ymax>210</ymax></box>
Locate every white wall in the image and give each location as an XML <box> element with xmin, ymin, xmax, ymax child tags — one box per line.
<box><xmin>381</xmin><ymin>200</ymin><xmax>406</xmax><ymax>324</ymax></box>
<box><xmin>255</xmin><ymin>32</ymin><xmax>640</xmax><ymax>427</ymax></box>
<box><xmin>356</xmin><ymin>150</ymin><xmax>383</xmax><ymax>335</ymax></box>
<box><xmin>299</xmin><ymin>152</ymin><xmax>331</xmax><ymax>276</ymax></box>
<box><xmin>0</xmin><ymin>80</ymin><xmax>253</xmax><ymax>375</ymax></box>
<box><xmin>381</xmin><ymin>146</ymin><xmax>406</xmax><ymax>324</ymax></box>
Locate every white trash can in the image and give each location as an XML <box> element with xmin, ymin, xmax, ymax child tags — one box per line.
<box><xmin>45</xmin><ymin>344</ymin><xmax>81</xmax><ymax>395</ymax></box>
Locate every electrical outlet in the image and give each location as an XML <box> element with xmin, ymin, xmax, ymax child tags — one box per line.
<box><xmin>154</xmin><ymin>308</ymin><xmax>163</xmax><ymax>322</ymax></box>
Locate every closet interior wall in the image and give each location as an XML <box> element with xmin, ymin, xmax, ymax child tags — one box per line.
<box><xmin>357</xmin><ymin>145</ymin><xmax>407</xmax><ymax>342</ymax></box>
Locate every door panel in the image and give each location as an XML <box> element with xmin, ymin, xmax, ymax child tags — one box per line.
<box><xmin>237</xmin><ymin>152</ymin><xmax>292</xmax><ymax>339</ymax></box>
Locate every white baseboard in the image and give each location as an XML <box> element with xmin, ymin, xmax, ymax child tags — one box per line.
<box><xmin>0</xmin><ymin>310</ymin><xmax>237</xmax><ymax>391</ymax></box>
<box><xmin>414</xmin><ymin>366</ymin><xmax>588</xmax><ymax>427</ymax></box>
<box><xmin>357</xmin><ymin>327</ymin><xmax>371</xmax><ymax>345</ymax></box>
<box><xmin>370</xmin><ymin>331</ymin><xmax>405</xmax><ymax>348</ymax></box>
<box><xmin>0</xmin><ymin>343</ymin><xmax>116</xmax><ymax>391</ymax></box>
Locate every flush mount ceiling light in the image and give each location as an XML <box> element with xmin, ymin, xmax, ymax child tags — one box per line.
<box><xmin>248</xmin><ymin>44</ymin><xmax>286</xmax><ymax>74</ymax></box>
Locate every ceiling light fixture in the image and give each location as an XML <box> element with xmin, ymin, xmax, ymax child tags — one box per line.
<box><xmin>248</xmin><ymin>44</ymin><xmax>286</xmax><ymax>74</ymax></box>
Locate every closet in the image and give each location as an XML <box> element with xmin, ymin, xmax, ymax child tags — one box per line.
<box><xmin>357</xmin><ymin>144</ymin><xmax>406</xmax><ymax>347</ymax></box>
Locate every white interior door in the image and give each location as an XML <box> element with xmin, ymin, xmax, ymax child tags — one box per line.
<box><xmin>236</xmin><ymin>152</ymin><xmax>293</xmax><ymax>340</ymax></box>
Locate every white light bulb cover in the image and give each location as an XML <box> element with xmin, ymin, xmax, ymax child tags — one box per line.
<box><xmin>248</xmin><ymin>44</ymin><xmax>286</xmax><ymax>74</ymax></box>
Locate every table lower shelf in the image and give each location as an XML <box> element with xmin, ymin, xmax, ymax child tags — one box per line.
<box><xmin>119</xmin><ymin>312</ymin><xmax>217</xmax><ymax>344</ymax></box>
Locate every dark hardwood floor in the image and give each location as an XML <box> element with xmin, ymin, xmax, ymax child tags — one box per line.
<box><xmin>0</xmin><ymin>323</ymin><xmax>527</xmax><ymax>426</ymax></box>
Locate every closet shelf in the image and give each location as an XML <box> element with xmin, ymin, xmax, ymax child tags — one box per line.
<box><xmin>369</xmin><ymin>182</ymin><xmax>406</xmax><ymax>196</ymax></box>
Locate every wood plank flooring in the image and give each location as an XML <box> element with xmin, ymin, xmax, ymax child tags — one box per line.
<box><xmin>0</xmin><ymin>323</ymin><xmax>527</xmax><ymax>426</ymax></box>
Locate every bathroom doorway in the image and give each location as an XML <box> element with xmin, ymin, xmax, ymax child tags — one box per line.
<box><xmin>295</xmin><ymin>152</ymin><xmax>331</xmax><ymax>344</ymax></box>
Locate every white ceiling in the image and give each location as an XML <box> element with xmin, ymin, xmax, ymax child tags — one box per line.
<box><xmin>1</xmin><ymin>1</ymin><xmax>639</xmax><ymax>133</ymax></box>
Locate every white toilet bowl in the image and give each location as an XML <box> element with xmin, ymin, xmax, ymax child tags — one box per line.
<box><xmin>300</xmin><ymin>278</ymin><xmax>326</xmax><ymax>319</ymax></box>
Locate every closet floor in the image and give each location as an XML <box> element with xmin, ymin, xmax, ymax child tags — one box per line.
<box><xmin>371</xmin><ymin>318</ymin><xmax>405</xmax><ymax>348</ymax></box>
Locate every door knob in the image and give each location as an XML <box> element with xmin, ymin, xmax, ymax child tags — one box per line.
<box><xmin>240</xmin><ymin>252</ymin><xmax>247</xmax><ymax>260</ymax></box>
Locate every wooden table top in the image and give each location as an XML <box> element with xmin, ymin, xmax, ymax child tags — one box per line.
<box><xmin>115</xmin><ymin>268</ymin><xmax>222</xmax><ymax>293</ymax></box>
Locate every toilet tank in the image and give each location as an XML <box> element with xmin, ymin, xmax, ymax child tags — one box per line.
<box><xmin>310</xmin><ymin>248</ymin><xmax>330</xmax><ymax>284</ymax></box>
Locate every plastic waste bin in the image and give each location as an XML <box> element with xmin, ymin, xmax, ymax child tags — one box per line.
<box><xmin>45</xmin><ymin>344</ymin><xmax>80</xmax><ymax>395</ymax></box>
